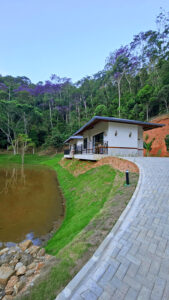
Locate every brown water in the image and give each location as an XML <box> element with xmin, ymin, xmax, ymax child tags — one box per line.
<box><xmin>0</xmin><ymin>165</ymin><xmax>64</xmax><ymax>245</ymax></box>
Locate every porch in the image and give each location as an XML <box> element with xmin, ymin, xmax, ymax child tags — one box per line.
<box><xmin>74</xmin><ymin>153</ymin><xmax>108</xmax><ymax>161</ymax></box>
<box><xmin>64</xmin><ymin>143</ymin><xmax>108</xmax><ymax>161</ymax></box>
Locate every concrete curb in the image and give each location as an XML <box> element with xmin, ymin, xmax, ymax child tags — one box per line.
<box><xmin>56</xmin><ymin>159</ymin><xmax>144</xmax><ymax>300</ymax></box>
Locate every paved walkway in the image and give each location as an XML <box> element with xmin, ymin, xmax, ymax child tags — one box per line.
<box><xmin>56</xmin><ymin>158</ymin><xmax>169</xmax><ymax>300</ymax></box>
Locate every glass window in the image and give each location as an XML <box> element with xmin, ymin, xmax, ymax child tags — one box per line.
<box><xmin>93</xmin><ymin>132</ymin><xmax>104</xmax><ymax>146</ymax></box>
<box><xmin>84</xmin><ymin>138</ymin><xmax>87</xmax><ymax>149</ymax></box>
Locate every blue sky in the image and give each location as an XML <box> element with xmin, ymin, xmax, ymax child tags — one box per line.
<box><xmin>0</xmin><ymin>0</ymin><xmax>169</xmax><ymax>84</ymax></box>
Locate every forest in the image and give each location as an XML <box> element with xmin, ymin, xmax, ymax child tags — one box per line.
<box><xmin>0</xmin><ymin>10</ymin><xmax>169</xmax><ymax>152</ymax></box>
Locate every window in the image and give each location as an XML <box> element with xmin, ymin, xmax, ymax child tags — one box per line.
<box><xmin>93</xmin><ymin>132</ymin><xmax>104</xmax><ymax>146</ymax></box>
<box><xmin>84</xmin><ymin>138</ymin><xmax>87</xmax><ymax>149</ymax></box>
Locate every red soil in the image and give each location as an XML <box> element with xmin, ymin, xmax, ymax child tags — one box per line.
<box><xmin>95</xmin><ymin>157</ymin><xmax>139</xmax><ymax>173</ymax></box>
<box><xmin>61</xmin><ymin>156</ymin><xmax>139</xmax><ymax>176</ymax></box>
<box><xmin>143</xmin><ymin>114</ymin><xmax>169</xmax><ymax>157</ymax></box>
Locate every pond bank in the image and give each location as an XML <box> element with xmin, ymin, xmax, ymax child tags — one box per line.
<box><xmin>0</xmin><ymin>154</ymin><xmax>138</xmax><ymax>300</ymax></box>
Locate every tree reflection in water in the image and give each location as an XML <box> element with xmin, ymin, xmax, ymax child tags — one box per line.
<box><xmin>0</xmin><ymin>165</ymin><xmax>64</xmax><ymax>244</ymax></box>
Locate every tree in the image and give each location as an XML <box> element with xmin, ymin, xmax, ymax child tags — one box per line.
<box><xmin>94</xmin><ymin>105</ymin><xmax>107</xmax><ymax>116</ymax></box>
<box><xmin>17</xmin><ymin>134</ymin><xmax>33</xmax><ymax>165</ymax></box>
<box><xmin>0</xmin><ymin>101</ymin><xmax>23</xmax><ymax>154</ymax></box>
<box><xmin>158</xmin><ymin>85</ymin><xmax>169</xmax><ymax>112</ymax></box>
<box><xmin>137</xmin><ymin>84</ymin><xmax>153</xmax><ymax>120</ymax></box>
<box><xmin>105</xmin><ymin>46</ymin><xmax>139</xmax><ymax>117</ymax></box>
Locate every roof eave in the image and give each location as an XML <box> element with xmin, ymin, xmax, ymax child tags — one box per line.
<box><xmin>73</xmin><ymin>116</ymin><xmax>165</xmax><ymax>135</ymax></box>
<box><xmin>64</xmin><ymin>135</ymin><xmax>83</xmax><ymax>144</ymax></box>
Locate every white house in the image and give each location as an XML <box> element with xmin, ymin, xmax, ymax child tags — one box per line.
<box><xmin>64</xmin><ymin>116</ymin><xmax>164</xmax><ymax>160</ymax></box>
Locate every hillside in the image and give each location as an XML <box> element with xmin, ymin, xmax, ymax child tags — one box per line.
<box><xmin>0</xmin><ymin>11</ymin><xmax>169</xmax><ymax>151</ymax></box>
<box><xmin>143</xmin><ymin>114</ymin><xmax>169</xmax><ymax>156</ymax></box>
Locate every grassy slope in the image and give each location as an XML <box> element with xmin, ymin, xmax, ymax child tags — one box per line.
<box><xmin>0</xmin><ymin>154</ymin><xmax>137</xmax><ymax>300</ymax></box>
<box><xmin>44</xmin><ymin>155</ymin><xmax>119</xmax><ymax>255</ymax></box>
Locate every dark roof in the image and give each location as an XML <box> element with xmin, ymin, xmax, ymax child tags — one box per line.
<box><xmin>64</xmin><ymin>135</ymin><xmax>83</xmax><ymax>144</ymax></box>
<box><xmin>73</xmin><ymin>116</ymin><xmax>165</xmax><ymax>135</ymax></box>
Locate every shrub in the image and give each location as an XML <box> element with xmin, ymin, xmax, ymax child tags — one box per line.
<box><xmin>143</xmin><ymin>134</ymin><xmax>155</xmax><ymax>156</ymax></box>
<box><xmin>165</xmin><ymin>135</ymin><xmax>169</xmax><ymax>152</ymax></box>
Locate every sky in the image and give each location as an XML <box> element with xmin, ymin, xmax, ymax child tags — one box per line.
<box><xmin>0</xmin><ymin>0</ymin><xmax>169</xmax><ymax>84</ymax></box>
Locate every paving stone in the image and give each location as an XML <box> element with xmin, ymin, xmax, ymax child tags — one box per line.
<box><xmin>148</xmin><ymin>243</ymin><xmax>158</xmax><ymax>254</ymax></box>
<box><xmin>115</xmin><ymin>263</ymin><xmax>130</xmax><ymax>280</ymax></box>
<box><xmin>126</xmin><ymin>253</ymin><xmax>141</xmax><ymax>266</ymax></box>
<box><xmin>137</xmin><ymin>286</ymin><xmax>151</xmax><ymax>300</ymax></box>
<box><xmin>149</xmin><ymin>257</ymin><xmax>161</xmax><ymax>276</ymax></box>
<box><xmin>99</xmin><ymin>264</ymin><xmax>118</xmax><ymax>286</ymax></box>
<box><xmin>129</xmin><ymin>242</ymin><xmax>141</xmax><ymax>256</ymax></box>
<box><xmin>81</xmin><ymin>289</ymin><xmax>97</xmax><ymax>300</ymax></box>
<box><xmin>102</xmin><ymin>282</ymin><xmax>116</xmax><ymax>296</ymax></box>
<box><xmin>110</xmin><ymin>247</ymin><xmax>120</xmax><ymax>259</ymax></box>
<box><xmin>151</xmin><ymin>277</ymin><xmax>166</xmax><ymax>299</ymax></box>
<box><xmin>125</xmin><ymin>287</ymin><xmax>138</xmax><ymax>300</ymax></box>
<box><xmin>162</xmin><ymin>280</ymin><xmax>169</xmax><ymax>300</ymax></box>
<box><xmin>111</xmin><ymin>289</ymin><xmax>125</xmax><ymax>300</ymax></box>
<box><xmin>127</xmin><ymin>263</ymin><xmax>139</xmax><ymax>278</ymax></box>
<box><xmin>92</xmin><ymin>262</ymin><xmax>109</xmax><ymax>282</ymax></box>
<box><xmin>111</xmin><ymin>276</ymin><xmax>129</xmax><ymax>294</ymax></box>
<box><xmin>85</xmin><ymin>279</ymin><xmax>103</xmax><ymax>297</ymax></box>
<box><xmin>123</xmin><ymin>274</ymin><xmax>141</xmax><ymax>291</ymax></box>
<box><xmin>98</xmin><ymin>291</ymin><xmax>112</xmax><ymax>300</ymax></box>
<box><xmin>138</xmin><ymin>258</ymin><xmax>151</xmax><ymax>276</ymax></box>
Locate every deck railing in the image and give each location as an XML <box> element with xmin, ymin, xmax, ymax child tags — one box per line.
<box><xmin>64</xmin><ymin>149</ymin><xmax>70</xmax><ymax>155</ymax></box>
<box><xmin>74</xmin><ymin>142</ymin><xmax>108</xmax><ymax>155</ymax></box>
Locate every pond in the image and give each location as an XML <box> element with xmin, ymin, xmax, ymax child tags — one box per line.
<box><xmin>0</xmin><ymin>165</ymin><xmax>64</xmax><ymax>247</ymax></box>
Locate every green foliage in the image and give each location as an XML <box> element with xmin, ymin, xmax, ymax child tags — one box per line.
<box><xmin>165</xmin><ymin>135</ymin><xmax>169</xmax><ymax>152</ymax></box>
<box><xmin>143</xmin><ymin>134</ymin><xmax>155</xmax><ymax>156</ymax></box>
<box><xmin>94</xmin><ymin>104</ymin><xmax>108</xmax><ymax>116</ymax></box>
<box><xmin>157</xmin><ymin>148</ymin><xmax>162</xmax><ymax>156</ymax></box>
<box><xmin>137</xmin><ymin>84</ymin><xmax>153</xmax><ymax>101</ymax></box>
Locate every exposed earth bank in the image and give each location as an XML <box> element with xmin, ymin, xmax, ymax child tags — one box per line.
<box><xmin>143</xmin><ymin>113</ymin><xmax>169</xmax><ymax>157</ymax></box>
<box><xmin>60</xmin><ymin>156</ymin><xmax>139</xmax><ymax>176</ymax></box>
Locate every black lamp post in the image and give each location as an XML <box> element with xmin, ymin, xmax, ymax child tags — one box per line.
<box><xmin>126</xmin><ymin>170</ymin><xmax>130</xmax><ymax>185</ymax></box>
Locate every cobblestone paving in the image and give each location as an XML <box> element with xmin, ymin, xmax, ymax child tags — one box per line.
<box><xmin>56</xmin><ymin>158</ymin><xmax>169</xmax><ymax>300</ymax></box>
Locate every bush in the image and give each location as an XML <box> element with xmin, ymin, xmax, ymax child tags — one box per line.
<box><xmin>143</xmin><ymin>134</ymin><xmax>155</xmax><ymax>156</ymax></box>
<box><xmin>165</xmin><ymin>135</ymin><xmax>169</xmax><ymax>152</ymax></box>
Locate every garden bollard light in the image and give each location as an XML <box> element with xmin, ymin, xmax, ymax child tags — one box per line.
<box><xmin>126</xmin><ymin>170</ymin><xmax>130</xmax><ymax>185</ymax></box>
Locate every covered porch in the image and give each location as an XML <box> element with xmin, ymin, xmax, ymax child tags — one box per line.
<box><xmin>64</xmin><ymin>142</ymin><xmax>109</xmax><ymax>161</ymax></box>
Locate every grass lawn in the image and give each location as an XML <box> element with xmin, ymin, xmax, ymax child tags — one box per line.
<box><xmin>0</xmin><ymin>154</ymin><xmax>138</xmax><ymax>300</ymax></box>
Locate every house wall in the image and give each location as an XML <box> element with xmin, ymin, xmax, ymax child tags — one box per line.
<box><xmin>138</xmin><ymin>126</ymin><xmax>143</xmax><ymax>156</ymax></box>
<box><xmin>107</xmin><ymin>122</ymin><xmax>143</xmax><ymax>156</ymax></box>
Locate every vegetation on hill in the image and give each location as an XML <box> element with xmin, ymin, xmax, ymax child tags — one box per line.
<box><xmin>0</xmin><ymin>10</ymin><xmax>169</xmax><ymax>151</ymax></box>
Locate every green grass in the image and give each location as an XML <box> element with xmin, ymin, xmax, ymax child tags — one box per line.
<box><xmin>43</xmin><ymin>156</ymin><xmax>117</xmax><ymax>255</ymax></box>
<box><xmin>0</xmin><ymin>153</ymin><xmax>51</xmax><ymax>165</ymax></box>
<box><xmin>0</xmin><ymin>154</ymin><xmax>127</xmax><ymax>300</ymax></box>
